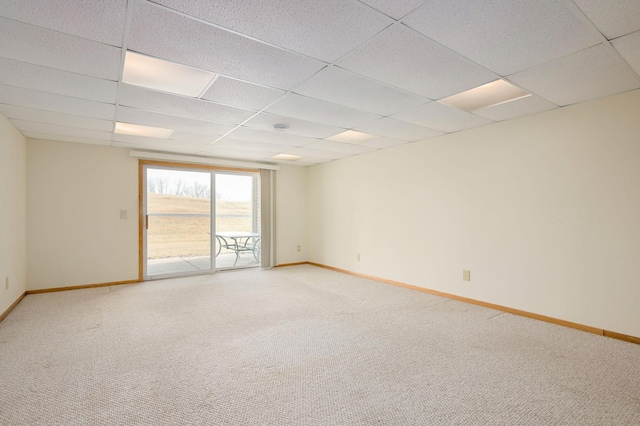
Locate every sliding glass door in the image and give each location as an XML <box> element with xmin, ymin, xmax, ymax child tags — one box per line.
<box><xmin>143</xmin><ymin>164</ymin><xmax>261</xmax><ymax>279</ymax></box>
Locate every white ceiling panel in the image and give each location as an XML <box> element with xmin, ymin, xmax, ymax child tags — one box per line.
<box><xmin>0</xmin><ymin>17</ymin><xmax>121</xmax><ymax>80</ymax></box>
<box><xmin>225</xmin><ymin>127</ymin><xmax>319</xmax><ymax>147</ymax></box>
<box><xmin>128</xmin><ymin>1</ymin><xmax>325</xmax><ymax>90</ymax></box>
<box><xmin>266</xmin><ymin>93</ymin><xmax>380</xmax><ymax>128</ymax></box>
<box><xmin>403</xmin><ymin>0</ymin><xmax>603</xmax><ymax>76</ymax></box>
<box><xmin>391</xmin><ymin>102</ymin><xmax>494</xmax><ymax>133</ymax></box>
<box><xmin>202</xmin><ymin>77</ymin><xmax>285</xmax><ymax>111</ymax></box>
<box><xmin>361</xmin><ymin>137</ymin><xmax>409</xmax><ymax>149</ymax></box>
<box><xmin>150</xmin><ymin>0</ymin><xmax>393</xmax><ymax>62</ymax></box>
<box><xmin>197</xmin><ymin>145</ymin><xmax>275</xmax><ymax>161</ymax></box>
<box><xmin>0</xmin><ymin>57</ymin><xmax>117</xmax><ymax>104</ymax></box>
<box><xmin>213</xmin><ymin>138</ymin><xmax>285</xmax><ymax>153</ymax></box>
<box><xmin>336</xmin><ymin>25</ymin><xmax>499</xmax><ymax>99</ymax></box>
<box><xmin>293</xmin><ymin>66</ymin><xmax>428</xmax><ymax>116</ymax></box>
<box><xmin>283</xmin><ymin>147</ymin><xmax>353</xmax><ymax>160</ymax></box>
<box><xmin>573</xmin><ymin>0</ymin><xmax>640</xmax><ymax>40</ymax></box>
<box><xmin>612</xmin><ymin>31</ymin><xmax>640</xmax><ymax>75</ymax></box>
<box><xmin>113</xmin><ymin>133</ymin><xmax>208</xmax><ymax>150</ymax></box>
<box><xmin>354</xmin><ymin>117</ymin><xmax>443</xmax><ymax>141</ymax></box>
<box><xmin>358</xmin><ymin>0</ymin><xmax>426</xmax><ymax>20</ymax></box>
<box><xmin>118</xmin><ymin>84</ymin><xmax>255</xmax><ymax>125</ymax></box>
<box><xmin>23</xmin><ymin>132</ymin><xmax>111</xmax><ymax>146</ymax></box>
<box><xmin>168</xmin><ymin>131</ymin><xmax>217</xmax><ymax>144</ymax></box>
<box><xmin>12</xmin><ymin>119</ymin><xmax>112</xmax><ymax>140</ymax></box>
<box><xmin>0</xmin><ymin>85</ymin><xmax>115</xmax><ymax>120</ymax></box>
<box><xmin>243</xmin><ymin>112</ymin><xmax>343</xmax><ymax>139</ymax></box>
<box><xmin>509</xmin><ymin>43</ymin><xmax>640</xmax><ymax>106</ymax></box>
<box><xmin>116</xmin><ymin>106</ymin><xmax>234</xmax><ymax>136</ymax></box>
<box><xmin>303</xmin><ymin>140</ymin><xmax>378</xmax><ymax>154</ymax></box>
<box><xmin>473</xmin><ymin>94</ymin><xmax>558</xmax><ymax>122</ymax></box>
<box><xmin>0</xmin><ymin>0</ymin><xmax>127</xmax><ymax>47</ymax></box>
<box><xmin>0</xmin><ymin>104</ymin><xmax>113</xmax><ymax>132</ymax></box>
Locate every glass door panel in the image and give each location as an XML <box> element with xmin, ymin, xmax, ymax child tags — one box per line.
<box><xmin>145</xmin><ymin>167</ymin><xmax>212</xmax><ymax>277</ymax></box>
<box><xmin>214</xmin><ymin>173</ymin><xmax>261</xmax><ymax>269</ymax></box>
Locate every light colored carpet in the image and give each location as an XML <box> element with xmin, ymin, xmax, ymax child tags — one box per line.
<box><xmin>0</xmin><ymin>265</ymin><xmax>638</xmax><ymax>425</ymax></box>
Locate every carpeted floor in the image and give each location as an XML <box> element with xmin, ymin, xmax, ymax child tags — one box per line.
<box><xmin>0</xmin><ymin>264</ymin><xmax>638</xmax><ymax>425</ymax></box>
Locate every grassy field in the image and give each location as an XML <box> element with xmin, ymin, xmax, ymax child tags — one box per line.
<box><xmin>147</xmin><ymin>193</ymin><xmax>254</xmax><ymax>259</ymax></box>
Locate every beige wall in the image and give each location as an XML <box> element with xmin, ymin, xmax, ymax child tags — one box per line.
<box><xmin>0</xmin><ymin>115</ymin><xmax>27</xmax><ymax>315</ymax></box>
<box><xmin>27</xmin><ymin>140</ymin><xmax>139</xmax><ymax>290</ymax></box>
<box><xmin>308</xmin><ymin>90</ymin><xmax>640</xmax><ymax>337</ymax></box>
<box><xmin>275</xmin><ymin>165</ymin><xmax>308</xmax><ymax>265</ymax></box>
<box><xmin>26</xmin><ymin>139</ymin><xmax>309</xmax><ymax>290</ymax></box>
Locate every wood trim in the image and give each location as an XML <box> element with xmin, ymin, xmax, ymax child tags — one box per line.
<box><xmin>0</xmin><ymin>292</ymin><xmax>27</xmax><ymax>323</ymax></box>
<box><xmin>603</xmin><ymin>330</ymin><xmax>640</xmax><ymax>345</ymax></box>
<box><xmin>140</xmin><ymin>159</ymin><xmax>259</xmax><ymax>174</ymax></box>
<box><xmin>26</xmin><ymin>279</ymin><xmax>141</xmax><ymax>294</ymax></box>
<box><xmin>274</xmin><ymin>262</ymin><xmax>310</xmax><ymax>268</ymax></box>
<box><xmin>308</xmin><ymin>262</ymin><xmax>639</xmax><ymax>345</ymax></box>
<box><xmin>138</xmin><ymin>161</ymin><xmax>144</xmax><ymax>281</ymax></box>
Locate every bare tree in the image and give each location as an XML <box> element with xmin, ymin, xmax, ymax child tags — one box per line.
<box><xmin>184</xmin><ymin>181</ymin><xmax>210</xmax><ymax>199</ymax></box>
<box><xmin>173</xmin><ymin>178</ymin><xmax>186</xmax><ymax>196</ymax></box>
<box><xmin>147</xmin><ymin>176</ymin><xmax>170</xmax><ymax>194</ymax></box>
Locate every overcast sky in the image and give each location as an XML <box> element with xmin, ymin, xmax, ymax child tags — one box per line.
<box><xmin>147</xmin><ymin>168</ymin><xmax>254</xmax><ymax>201</ymax></box>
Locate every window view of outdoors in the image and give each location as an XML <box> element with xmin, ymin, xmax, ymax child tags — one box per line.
<box><xmin>146</xmin><ymin>168</ymin><xmax>259</xmax><ymax>276</ymax></box>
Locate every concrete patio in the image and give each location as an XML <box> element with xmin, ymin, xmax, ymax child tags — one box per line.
<box><xmin>147</xmin><ymin>252</ymin><xmax>258</xmax><ymax>276</ymax></box>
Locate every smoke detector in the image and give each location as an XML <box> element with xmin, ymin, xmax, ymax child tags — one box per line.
<box><xmin>273</xmin><ymin>124</ymin><xmax>289</xmax><ymax>132</ymax></box>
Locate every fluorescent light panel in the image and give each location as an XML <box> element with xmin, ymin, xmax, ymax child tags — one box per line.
<box><xmin>272</xmin><ymin>154</ymin><xmax>302</xmax><ymax>161</ymax></box>
<box><xmin>115</xmin><ymin>122</ymin><xmax>173</xmax><ymax>139</ymax></box>
<box><xmin>327</xmin><ymin>130</ymin><xmax>377</xmax><ymax>144</ymax></box>
<box><xmin>122</xmin><ymin>51</ymin><xmax>216</xmax><ymax>97</ymax></box>
<box><xmin>438</xmin><ymin>79</ymin><xmax>531</xmax><ymax>112</ymax></box>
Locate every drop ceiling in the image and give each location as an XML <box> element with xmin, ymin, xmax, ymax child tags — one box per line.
<box><xmin>0</xmin><ymin>0</ymin><xmax>639</xmax><ymax>166</ymax></box>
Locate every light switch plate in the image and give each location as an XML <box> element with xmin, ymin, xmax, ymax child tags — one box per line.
<box><xmin>120</xmin><ymin>210</ymin><xmax>127</xmax><ymax>220</ymax></box>
<box><xmin>463</xmin><ymin>270</ymin><xmax>471</xmax><ymax>281</ymax></box>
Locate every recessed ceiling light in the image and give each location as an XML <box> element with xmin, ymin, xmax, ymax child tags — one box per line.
<box><xmin>272</xmin><ymin>154</ymin><xmax>302</xmax><ymax>161</ymax></box>
<box><xmin>122</xmin><ymin>51</ymin><xmax>216</xmax><ymax>97</ymax></box>
<box><xmin>115</xmin><ymin>122</ymin><xmax>173</xmax><ymax>139</ymax></box>
<box><xmin>437</xmin><ymin>79</ymin><xmax>531</xmax><ymax>112</ymax></box>
<box><xmin>327</xmin><ymin>130</ymin><xmax>377</xmax><ymax>144</ymax></box>
<box><xmin>273</xmin><ymin>124</ymin><xmax>289</xmax><ymax>132</ymax></box>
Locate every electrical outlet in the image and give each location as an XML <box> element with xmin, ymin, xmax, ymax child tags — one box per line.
<box><xmin>296</xmin><ymin>245</ymin><xmax>301</xmax><ymax>252</ymax></box>
<box><xmin>356</xmin><ymin>253</ymin><xmax>361</xmax><ymax>261</ymax></box>
<box><xmin>120</xmin><ymin>210</ymin><xmax>127</xmax><ymax>220</ymax></box>
<box><xmin>463</xmin><ymin>270</ymin><xmax>471</xmax><ymax>282</ymax></box>
<box><xmin>5</xmin><ymin>277</ymin><xmax>8</xmax><ymax>290</ymax></box>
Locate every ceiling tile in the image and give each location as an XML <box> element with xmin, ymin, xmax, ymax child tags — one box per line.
<box><xmin>303</xmin><ymin>140</ymin><xmax>378</xmax><ymax>154</ymax></box>
<box><xmin>0</xmin><ymin>57</ymin><xmax>117</xmax><ymax>104</ymax></box>
<box><xmin>225</xmin><ymin>127</ymin><xmax>319</xmax><ymax>147</ymax></box>
<box><xmin>336</xmin><ymin>25</ymin><xmax>499</xmax><ymax>99</ymax></box>
<box><xmin>403</xmin><ymin>0</ymin><xmax>603</xmax><ymax>76</ymax></box>
<box><xmin>509</xmin><ymin>43</ymin><xmax>640</xmax><ymax>106</ymax></box>
<box><xmin>573</xmin><ymin>0</ymin><xmax>640</xmax><ymax>39</ymax></box>
<box><xmin>266</xmin><ymin>93</ymin><xmax>380</xmax><ymax>128</ymax></box>
<box><xmin>0</xmin><ymin>104</ymin><xmax>113</xmax><ymax>132</ymax></box>
<box><xmin>128</xmin><ymin>1</ymin><xmax>324</xmax><ymax>90</ymax></box>
<box><xmin>284</xmin><ymin>147</ymin><xmax>353</xmax><ymax>160</ymax></box>
<box><xmin>361</xmin><ymin>137</ymin><xmax>408</xmax><ymax>149</ymax></box>
<box><xmin>118</xmin><ymin>84</ymin><xmax>255</xmax><ymax>125</ymax></box>
<box><xmin>612</xmin><ymin>31</ymin><xmax>640</xmax><ymax>75</ymax></box>
<box><xmin>12</xmin><ymin>119</ymin><xmax>112</xmax><ymax>140</ymax></box>
<box><xmin>293</xmin><ymin>66</ymin><xmax>428</xmax><ymax>116</ymax></box>
<box><xmin>391</xmin><ymin>102</ymin><xmax>494</xmax><ymax>133</ymax></box>
<box><xmin>358</xmin><ymin>0</ymin><xmax>426</xmax><ymax>20</ymax></box>
<box><xmin>0</xmin><ymin>0</ymin><xmax>127</xmax><ymax>46</ymax></box>
<box><xmin>0</xmin><ymin>17</ymin><xmax>121</xmax><ymax>80</ymax></box>
<box><xmin>354</xmin><ymin>117</ymin><xmax>443</xmax><ymax>141</ymax></box>
<box><xmin>243</xmin><ymin>112</ymin><xmax>343</xmax><ymax>139</ymax></box>
<box><xmin>23</xmin><ymin>132</ymin><xmax>111</xmax><ymax>146</ymax></box>
<box><xmin>168</xmin><ymin>131</ymin><xmax>217</xmax><ymax>144</ymax></box>
<box><xmin>213</xmin><ymin>138</ymin><xmax>285</xmax><ymax>153</ymax></box>
<box><xmin>0</xmin><ymin>84</ymin><xmax>115</xmax><ymax>120</ymax></box>
<box><xmin>201</xmin><ymin>77</ymin><xmax>285</xmax><ymax>111</ymax></box>
<box><xmin>473</xmin><ymin>94</ymin><xmax>558</xmax><ymax>121</ymax></box>
<box><xmin>116</xmin><ymin>106</ymin><xmax>234</xmax><ymax>136</ymax></box>
<box><xmin>113</xmin><ymin>133</ymin><xmax>208</xmax><ymax>150</ymax></box>
<box><xmin>150</xmin><ymin>0</ymin><xmax>392</xmax><ymax>62</ymax></box>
